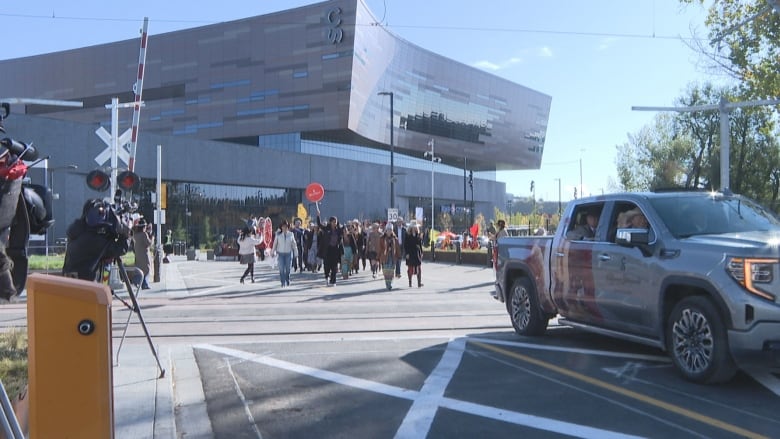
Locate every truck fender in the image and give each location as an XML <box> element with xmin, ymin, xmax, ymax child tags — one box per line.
<box><xmin>658</xmin><ymin>275</ymin><xmax>733</xmax><ymax>348</ymax></box>
<box><xmin>501</xmin><ymin>260</ymin><xmax>557</xmax><ymax>315</ymax></box>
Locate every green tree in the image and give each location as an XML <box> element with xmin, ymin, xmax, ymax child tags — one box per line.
<box><xmin>617</xmin><ymin>82</ymin><xmax>780</xmax><ymax>208</ymax></box>
<box><xmin>681</xmin><ymin>0</ymin><xmax>780</xmax><ymax>99</ymax></box>
<box><xmin>673</xmin><ymin>83</ymin><xmax>723</xmax><ymax>188</ymax></box>
<box><xmin>616</xmin><ymin>113</ymin><xmax>693</xmax><ymax>191</ymax></box>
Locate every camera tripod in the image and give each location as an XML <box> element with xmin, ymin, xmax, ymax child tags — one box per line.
<box><xmin>97</xmin><ymin>255</ymin><xmax>166</xmax><ymax>378</ymax></box>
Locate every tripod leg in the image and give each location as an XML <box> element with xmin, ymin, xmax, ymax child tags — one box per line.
<box><xmin>114</xmin><ymin>300</ymin><xmax>135</xmax><ymax>367</ymax></box>
<box><xmin>116</xmin><ymin>259</ymin><xmax>166</xmax><ymax>378</ymax></box>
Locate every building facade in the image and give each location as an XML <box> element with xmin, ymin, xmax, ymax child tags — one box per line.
<box><xmin>0</xmin><ymin>0</ymin><xmax>550</xmax><ymax>248</ymax></box>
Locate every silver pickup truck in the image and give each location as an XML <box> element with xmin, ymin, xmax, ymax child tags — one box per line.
<box><xmin>492</xmin><ymin>190</ymin><xmax>780</xmax><ymax>383</ymax></box>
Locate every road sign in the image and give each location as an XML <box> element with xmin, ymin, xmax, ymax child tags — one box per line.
<box><xmin>387</xmin><ymin>208</ymin><xmax>399</xmax><ymax>223</ymax></box>
<box><xmin>94</xmin><ymin>125</ymin><xmax>131</xmax><ymax>166</ymax></box>
<box><xmin>305</xmin><ymin>182</ymin><xmax>325</xmax><ymax>202</ymax></box>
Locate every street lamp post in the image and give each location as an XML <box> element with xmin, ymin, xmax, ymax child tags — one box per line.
<box><xmin>377</xmin><ymin>91</ymin><xmax>394</xmax><ymax>209</ymax></box>
<box><xmin>423</xmin><ymin>139</ymin><xmax>441</xmax><ymax>251</ymax></box>
<box><xmin>184</xmin><ymin>183</ymin><xmax>191</xmax><ymax>251</ymax></box>
<box><xmin>469</xmin><ymin>171</ymin><xmax>474</xmax><ymax>225</ymax></box>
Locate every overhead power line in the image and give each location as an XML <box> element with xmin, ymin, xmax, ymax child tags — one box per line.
<box><xmin>0</xmin><ymin>12</ymin><xmax>705</xmax><ymax>42</ymax></box>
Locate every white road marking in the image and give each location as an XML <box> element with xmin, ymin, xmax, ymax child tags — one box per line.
<box><xmin>743</xmin><ymin>369</ymin><xmax>780</xmax><ymax>398</ymax></box>
<box><xmin>394</xmin><ymin>338</ymin><xmax>465</xmax><ymax>439</ymax></box>
<box><xmin>225</xmin><ymin>358</ymin><xmax>264</xmax><ymax>439</ymax></box>
<box><xmin>196</xmin><ymin>343</ymin><xmax>643</xmax><ymax>438</ymax></box>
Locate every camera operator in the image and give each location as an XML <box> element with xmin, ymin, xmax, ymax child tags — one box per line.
<box><xmin>62</xmin><ymin>199</ymin><xmax>132</xmax><ymax>280</ymax></box>
<box><xmin>132</xmin><ymin>218</ymin><xmax>153</xmax><ymax>289</ymax></box>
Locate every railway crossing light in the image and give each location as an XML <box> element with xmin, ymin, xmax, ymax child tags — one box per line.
<box><xmin>86</xmin><ymin>169</ymin><xmax>111</xmax><ymax>192</ymax></box>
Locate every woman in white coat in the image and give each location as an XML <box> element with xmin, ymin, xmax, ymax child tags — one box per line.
<box><xmin>272</xmin><ymin>220</ymin><xmax>298</xmax><ymax>287</ymax></box>
<box><xmin>238</xmin><ymin>227</ymin><xmax>263</xmax><ymax>283</ymax></box>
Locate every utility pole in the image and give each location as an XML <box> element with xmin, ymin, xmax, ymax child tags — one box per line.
<box><xmin>633</xmin><ymin>96</ymin><xmax>780</xmax><ymax>190</ymax></box>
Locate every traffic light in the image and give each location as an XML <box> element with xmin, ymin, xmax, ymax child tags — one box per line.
<box><xmin>160</xmin><ymin>183</ymin><xmax>167</xmax><ymax>209</ymax></box>
<box><xmin>530</xmin><ymin>180</ymin><xmax>535</xmax><ymax>192</ymax></box>
<box><xmin>117</xmin><ymin>170</ymin><xmax>140</xmax><ymax>191</ymax></box>
<box><xmin>86</xmin><ymin>169</ymin><xmax>110</xmax><ymax>192</ymax></box>
<box><xmin>574</xmin><ymin>187</ymin><xmax>578</xmax><ymax>199</ymax></box>
<box><xmin>468</xmin><ymin>170</ymin><xmax>473</xmax><ymax>187</ymax></box>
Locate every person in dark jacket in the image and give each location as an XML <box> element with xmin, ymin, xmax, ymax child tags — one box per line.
<box><xmin>316</xmin><ymin>206</ymin><xmax>343</xmax><ymax>287</ymax></box>
<box><xmin>404</xmin><ymin>223</ymin><xmax>424</xmax><ymax>287</ymax></box>
<box><xmin>291</xmin><ymin>217</ymin><xmax>305</xmax><ymax>273</ymax></box>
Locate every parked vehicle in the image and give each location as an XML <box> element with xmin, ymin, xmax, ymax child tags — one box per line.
<box><xmin>492</xmin><ymin>190</ymin><xmax>780</xmax><ymax>383</ymax></box>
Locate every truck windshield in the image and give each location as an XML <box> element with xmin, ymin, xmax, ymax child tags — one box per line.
<box><xmin>649</xmin><ymin>194</ymin><xmax>780</xmax><ymax>238</ymax></box>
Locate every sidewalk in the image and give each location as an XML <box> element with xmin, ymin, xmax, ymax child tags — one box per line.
<box><xmin>112</xmin><ymin>254</ymin><xmax>212</xmax><ymax>439</ymax></box>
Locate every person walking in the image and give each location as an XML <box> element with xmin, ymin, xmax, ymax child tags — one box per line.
<box><xmin>237</xmin><ymin>226</ymin><xmax>262</xmax><ymax>283</ymax></box>
<box><xmin>304</xmin><ymin>223</ymin><xmax>321</xmax><ymax>272</ymax></box>
<box><xmin>162</xmin><ymin>229</ymin><xmax>173</xmax><ymax>263</ymax></box>
<box><xmin>394</xmin><ymin>219</ymin><xmax>406</xmax><ymax>278</ymax></box>
<box><xmin>404</xmin><ymin>223</ymin><xmax>424</xmax><ymax>288</ymax></box>
<box><xmin>352</xmin><ymin>220</ymin><xmax>364</xmax><ymax>274</ymax></box>
<box><xmin>316</xmin><ymin>206</ymin><xmax>344</xmax><ymax>287</ymax></box>
<box><xmin>132</xmin><ymin>218</ymin><xmax>153</xmax><ymax>289</ymax></box>
<box><xmin>272</xmin><ymin>220</ymin><xmax>298</xmax><ymax>287</ymax></box>
<box><xmin>291</xmin><ymin>217</ymin><xmax>305</xmax><ymax>273</ymax></box>
<box><xmin>366</xmin><ymin>222</ymin><xmax>382</xmax><ymax>278</ymax></box>
<box><xmin>359</xmin><ymin>220</ymin><xmax>370</xmax><ymax>271</ymax></box>
<box><xmin>379</xmin><ymin>223</ymin><xmax>400</xmax><ymax>290</ymax></box>
<box><xmin>489</xmin><ymin>219</ymin><xmax>508</xmax><ymax>270</ymax></box>
<box><xmin>342</xmin><ymin>223</ymin><xmax>357</xmax><ymax>280</ymax></box>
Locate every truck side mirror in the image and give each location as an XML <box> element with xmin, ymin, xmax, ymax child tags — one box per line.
<box><xmin>616</xmin><ymin>228</ymin><xmax>653</xmax><ymax>256</ymax></box>
<box><xmin>616</xmin><ymin>228</ymin><xmax>650</xmax><ymax>245</ymax></box>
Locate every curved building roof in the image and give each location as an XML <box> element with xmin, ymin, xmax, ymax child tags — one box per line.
<box><xmin>0</xmin><ymin>0</ymin><xmax>550</xmax><ymax>172</ymax></box>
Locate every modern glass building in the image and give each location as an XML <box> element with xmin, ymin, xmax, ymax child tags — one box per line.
<box><xmin>0</xmin><ymin>0</ymin><xmax>550</xmax><ymax>248</ymax></box>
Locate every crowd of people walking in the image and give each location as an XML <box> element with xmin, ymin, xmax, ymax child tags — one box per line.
<box><xmin>235</xmin><ymin>207</ymin><xmax>429</xmax><ymax>291</ymax></box>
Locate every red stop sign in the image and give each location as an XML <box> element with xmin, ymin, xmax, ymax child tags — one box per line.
<box><xmin>305</xmin><ymin>182</ymin><xmax>325</xmax><ymax>202</ymax></box>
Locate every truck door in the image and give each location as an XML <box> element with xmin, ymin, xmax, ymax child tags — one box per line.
<box><xmin>552</xmin><ymin>202</ymin><xmax>606</xmax><ymax>325</ymax></box>
<box><xmin>590</xmin><ymin>201</ymin><xmax>657</xmax><ymax>335</ymax></box>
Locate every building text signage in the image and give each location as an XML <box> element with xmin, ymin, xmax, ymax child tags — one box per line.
<box><xmin>326</xmin><ymin>7</ymin><xmax>344</xmax><ymax>44</ymax></box>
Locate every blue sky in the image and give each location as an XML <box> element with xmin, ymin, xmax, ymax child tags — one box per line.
<box><xmin>0</xmin><ymin>0</ymin><xmax>715</xmax><ymax>203</ymax></box>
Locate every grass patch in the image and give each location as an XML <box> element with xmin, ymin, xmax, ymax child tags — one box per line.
<box><xmin>28</xmin><ymin>253</ymin><xmax>136</xmax><ymax>272</ymax></box>
<box><xmin>0</xmin><ymin>329</ymin><xmax>27</xmax><ymax>398</ymax></box>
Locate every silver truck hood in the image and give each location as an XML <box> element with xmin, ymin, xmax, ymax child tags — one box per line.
<box><xmin>684</xmin><ymin>231</ymin><xmax>780</xmax><ymax>251</ymax></box>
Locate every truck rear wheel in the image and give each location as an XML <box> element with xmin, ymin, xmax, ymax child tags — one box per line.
<box><xmin>666</xmin><ymin>296</ymin><xmax>737</xmax><ymax>384</ymax></box>
<box><xmin>508</xmin><ymin>277</ymin><xmax>548</xmax><ymax>336</ymax></box>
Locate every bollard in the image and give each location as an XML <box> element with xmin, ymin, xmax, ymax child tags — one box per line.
<box><xmin>26</xmin><ymin>273</ymin><xmax>114</xmax><ymax>439</ymax></box>
<box><xmin>153</xmin><ymin>245</ymin><xmax>162</xmax><ymax>283</ymax></box>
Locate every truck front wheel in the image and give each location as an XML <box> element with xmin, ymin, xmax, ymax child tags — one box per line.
<box><xmin>666</xmin><ymin>296</ymin><xmax>737</xmax><ymax>384</ymax></box>
<box><xmin>508</xmin><ymin>277</ymin><xmax>548</xmax><ymax>336</ymax></box>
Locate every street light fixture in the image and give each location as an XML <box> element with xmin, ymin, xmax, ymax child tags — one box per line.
<box><xmin>377</xmin><ymin>91</ymin><xmax>394</xmax><ymax>209</ymax></box>
<box><xmin>423</xmin><ymin>138</ymin><xmax>441</xmax><ymax>249</ymax></box>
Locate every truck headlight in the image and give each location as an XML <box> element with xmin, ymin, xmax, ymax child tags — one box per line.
<box><xmin>726</xmin><ymin>257</ymin><xmax>777</xmax><ymax>301</ymax></box>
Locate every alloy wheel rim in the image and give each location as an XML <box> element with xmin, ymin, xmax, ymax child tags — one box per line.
<box><xmin>672</xmin><ymin>308</ymin><xmax>714</xmax><ymax>374</ymax></box>
<box><xmin>512</xmin><ymin>286</ymin><xmax>531</xmax><ymax>329</ymax></box>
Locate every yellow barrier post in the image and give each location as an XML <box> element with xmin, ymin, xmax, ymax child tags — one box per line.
<box><xmin>26</xmin><ymin>273</ymin><xmax>114</xmax><ymax>439</ymax></box>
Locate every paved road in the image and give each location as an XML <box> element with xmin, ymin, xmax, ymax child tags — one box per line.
<box><xmin>133</xmin><ymin>259</ymin><xmax>780</xmax><ymax>438</ymax></box>
<box><xmin>5</xmin><ymin>258</ymin><xmax>780</xmax><ymax>438</ymax></box>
